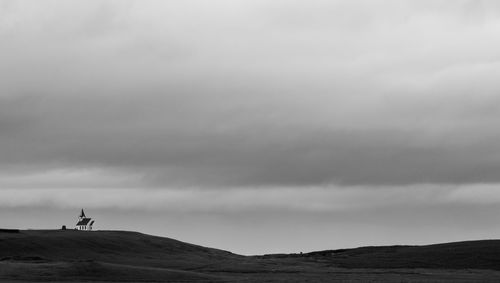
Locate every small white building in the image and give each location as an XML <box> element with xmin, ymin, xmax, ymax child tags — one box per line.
<box><xmin>76</xmin><ymin>209</ymin><xmax>95</xmax><ymax>231</ymax></box>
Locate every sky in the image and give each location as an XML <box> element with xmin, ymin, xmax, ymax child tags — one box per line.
<box><xmin>2</xmin><ymin>0</ymin><xmax>500</xmax><ymax>254</ymax></box>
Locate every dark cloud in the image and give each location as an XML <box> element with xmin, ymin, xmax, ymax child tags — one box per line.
<box><xmin>2</xmin><ymin>91</ymin><xmax>500</xmax><ymax>187</ymax></box>
<box><xmin>2</xmin><ymin>0</ymin><xmax>500</xmax><ymax>188</ymax></box>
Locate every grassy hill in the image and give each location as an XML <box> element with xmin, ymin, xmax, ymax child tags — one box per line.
<box><xmin>3</xmin><ymin>229</ymin><xmax>500</xmax><ymax>282</ymax></box>
<box><xmin>0</xmin><ymin>229</ymin><xmax>238</xmax><ymax>268</ymax></box>
<box><xmin>0</xmin><ymin>229</ymin><xmax>240</xmax><ymax>282</ymax></box>
<box><xmin>301</xmin><ymin>240</ymin><xmax>500</xmax><ymax>270</ymax></box>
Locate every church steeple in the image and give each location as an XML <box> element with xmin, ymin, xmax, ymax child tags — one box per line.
<box><xmin>79</xmin><ymin>209</ymin><xmax>86</xmax><ymax>219</ymax></box>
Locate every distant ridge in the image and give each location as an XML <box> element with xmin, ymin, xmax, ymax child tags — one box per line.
<box><xmin>264</xmin><ymin>239</ymin><xmax>500</xmax><ymax>270</ymax></box>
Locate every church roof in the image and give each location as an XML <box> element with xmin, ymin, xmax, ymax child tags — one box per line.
<box><xmin>76</xmin><ymin>218</ymin><xmax>92</xmax><ymax>226</ymax></box>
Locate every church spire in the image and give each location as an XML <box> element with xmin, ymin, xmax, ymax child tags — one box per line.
<box><xmin>79</xmin><ymin>209</ymin><xmax>86</xmax><ymax>219</ymax></box>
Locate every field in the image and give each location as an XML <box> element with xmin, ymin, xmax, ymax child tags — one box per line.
<box><xmin>2</xmin><ymin>230</ymin><xmax>500</xmax><ymax>282</ymax></box>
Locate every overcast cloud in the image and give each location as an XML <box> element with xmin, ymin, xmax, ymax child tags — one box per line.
<box><xmin>2</xmin><ymin>0</ymin><xmax>500</xmax><ymax>253</ymax></box>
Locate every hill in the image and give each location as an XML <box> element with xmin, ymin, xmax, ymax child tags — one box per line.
<box><xmin>261</xmin><ymin>240</ymin><xmax>500</xmax><ymax>270</ymax></box>
<box><xmin>0</xmin><ymin>229</ymin><xmax>238</xmax><ymax>268</ymax></box>
<box><xmin>0</xmin><ymin>229</ymin><xmax>240</xmax><ymax>282</ymax></box>
<box><xmin>3</xmin><ymin>230</ymin><xmax>500</xmax><ymax>282</ymax></box>
<box><xmin>300</xmin><ymin>240</ymin><xmax>500</xmax><ymax>270</ymax></box>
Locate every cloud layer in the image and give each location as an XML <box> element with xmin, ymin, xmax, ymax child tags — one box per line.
<box><xmin>3</xmin><ymin>0</ymin><xmax>500</xmax><ymax>188</ymax></box>
<box><xmin>3</xmin><ymin>1</ymin><xmax>500</xmax><ymax>189</ymax></box>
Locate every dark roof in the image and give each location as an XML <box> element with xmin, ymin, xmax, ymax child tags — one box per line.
<box><xmin>76</xmin><ymin>218</ymin><xmax>92</xmax><ymax>226</ymax></box>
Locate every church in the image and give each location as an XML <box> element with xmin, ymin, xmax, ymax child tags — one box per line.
<box><xmin>75</xmin><ymin>209</ymin><xmax>95</xmax><ymax>231</ymax></box>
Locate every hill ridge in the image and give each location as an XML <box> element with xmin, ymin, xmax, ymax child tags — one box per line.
<box><xmin>3</xmin><ymin>229</ymin><xmax>500</xmax><ymax>282</ymax></box>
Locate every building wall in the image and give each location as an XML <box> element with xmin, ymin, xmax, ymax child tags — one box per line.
<box><xmin>77</xmin><ymin>225</ymin><xmax>91</xmax><ymax>230</ymax></box>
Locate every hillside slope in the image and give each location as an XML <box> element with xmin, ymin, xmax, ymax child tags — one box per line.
<box><xmin>269</xmin><ymin>240</ymin><xmax>500</xmax><ymax>270</ymax></box>
<box><xmin>3</xmin><ymin>230</ymin><xmax>500</xmax><ymax>282</ymax></box>
<box><xmin>0</xmin><ymin>229</ymin><xmax>242</xmax><ymax>282</ymax></box>
<box><xmin>0</xmin><ymin>230</ymin><xmax>238</xmax><ymax>268</ymax></box>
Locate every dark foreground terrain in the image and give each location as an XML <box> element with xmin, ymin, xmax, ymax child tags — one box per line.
<box><xmin>2</xmin><ymin>230</ymin><xmax>500</xmax><ymax>282</ymax></box>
